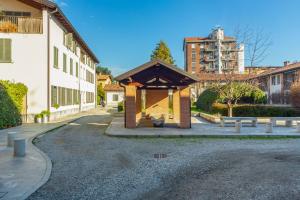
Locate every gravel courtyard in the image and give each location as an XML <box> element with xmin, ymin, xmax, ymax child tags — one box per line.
<box><xmin>28</xmin><ymin>113</ymin><xmax>300</xmax><ymax>200</ymax></box>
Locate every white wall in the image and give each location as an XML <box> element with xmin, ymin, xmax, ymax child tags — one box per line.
<box><xmin>106</xmin><ymin>91</ymin><xmax>124</xmax><ymax>107</ymax></box>
<box><xmin>0</xmin><ymin>9</ymin><xmax>48</xmax><ymax>115</ymax></box>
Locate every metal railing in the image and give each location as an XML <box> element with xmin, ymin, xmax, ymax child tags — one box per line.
<box><xmin>0</xmin><ymin>16</ymin><xmax>43</xmax><ymax>33</ymax></box>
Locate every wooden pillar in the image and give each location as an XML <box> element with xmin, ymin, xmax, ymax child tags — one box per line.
<box><xmin>136</xmin><ymin>89</ymin><xmax>142</xmax><ymax>125</ymax></box>
<box><xmin>125</xmin><ymin>85</ymin><xmax>137</xmax><ymax>128</ymax></box>
<box><xmin>179</xmin><ymin>86</ymin><xmax>191</xmax><ymax>128</ymax></box>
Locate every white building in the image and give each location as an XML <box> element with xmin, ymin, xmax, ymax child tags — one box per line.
<box><xmin>0</xmin><ymin>0</ymin><xmax>99</xmax><ymax>122</ymax></box>
<box><xmin>103</xmin><ymin>84</ymin><xmax>124</xmax><ymax>107</ymax></box>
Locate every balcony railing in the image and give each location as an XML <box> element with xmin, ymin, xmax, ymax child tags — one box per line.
<box><xmin>0</xmin><ymin>16</ymin><xmax>42</xmax><ymax>34</ymax></box>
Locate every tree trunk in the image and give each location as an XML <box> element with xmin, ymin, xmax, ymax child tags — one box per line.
<box><xmin>227</xmin><ymin>102</ymin><xmax>233</xmax><ymax>117</ymax></box>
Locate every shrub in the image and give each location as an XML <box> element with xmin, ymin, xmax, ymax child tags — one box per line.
<box><xmin>118</xmin><ymin>101</ymin><xmax>124</xmax><ymax>112</ymax></box>
<box><xmin>41</xmin><ymin>110</ymin><xmax>50</xmax><ymax>117</ymax></box>
<box><xmin>196</xmin><ymin>89</ymin><xmax>219</xmax><ymax>112</ymax></box>
<box><xmin>210</xmin><ymin>103</ymin><xmax>299</xmax><ymax>117</ymax></box>
<box><xmin>291</xmin><ymin>82</ymin><xmax>300</xmax><ymax>108</ymax></box>
<box><xmin>0</xmin><ymin>80</ymin><xmax>28</xmax><ymax>129</ymax></box>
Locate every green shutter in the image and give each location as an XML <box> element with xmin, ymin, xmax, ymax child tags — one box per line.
<box><xmin>70</xmin><ymin>58</ymin><xmax>73</xmax><ymax>75</ymax></box>
<box><xmin>76</xmin><ymin>62</ymin><xmax>79</xmax><ymax>77</ymax></box>
<box><xmin>54</xmin><ymin>47</ymin><xmax>59</xmax><ymax>68</ymax></box>
<box><xmin>63</xmin><ymin>53</ymin><xmax>67</xmax><ymax>72</ymax></box>
<box><xmin>0</xmin><ymin>39</ymin><xmax>12</xmax><ymax>63</ymax></box>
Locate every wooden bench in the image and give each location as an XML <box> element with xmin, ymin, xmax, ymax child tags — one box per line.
<box><xmin>270</xmin><ymin>117</ymin><xmax>300</xmax><ymax>127</ymax></box>
<box><xmin>220</xmin><ymin>117</ymin><xmax>257</xmax><ymax>127</ymax></box>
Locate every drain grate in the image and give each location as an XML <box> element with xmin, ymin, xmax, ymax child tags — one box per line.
<box><xmin>154</xmin><ymin>153</ymin><xmax>167</xmax><ymax>159</ymax></box>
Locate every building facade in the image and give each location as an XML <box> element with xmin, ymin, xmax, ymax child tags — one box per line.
<box><xmin>103</xmin><ymin>84</ymin><xmax>124</xmax><ymax>107</ymax></box>
<box><xmin>97</xmin><ymin>74</ymin><xmax>112</xmax><ymax>88</ymax></box>
<box><xmin>184</xmin><ymin>27</ymin><xmax>244</xmax><ymax>75</ymax></box>
<box><xmin>0</xmin><ymin>0</ymin><xmax>99</xmax><ymax>122</ymax></box>
<box><xmin>252</xmin><ymin>62</ymin><xmax>300</xmax><ymax>104</ymax></box>
<box><xmin>244</xmin><ymin>66</ymin><xmax>282</xmax><ymax>75</ymax></box>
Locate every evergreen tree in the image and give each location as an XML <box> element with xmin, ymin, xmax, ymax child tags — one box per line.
<box><xmin>150</xmin><ymin>41</ymin><xmax>175</xmax><ymax>64</ymax></box>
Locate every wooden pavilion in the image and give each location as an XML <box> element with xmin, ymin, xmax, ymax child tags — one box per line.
<box><xmin>115</xmin><ymin>59</ymin><xmax>199</xmax><ymax>128</ymax></box>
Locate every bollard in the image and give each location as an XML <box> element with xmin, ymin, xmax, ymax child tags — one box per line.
<box><xmin>235</xmin><ymin>122</ymin><xmax>242</xmax><ymax>133</ymax></box>
<box><xmin>7</xmin><ymin>132</ymin><xmax>17</xmax><ymax>147</ymax></box>
<box><xmin>14</xmin><ymin>138</ymin><xmax>26</xmax><ymax>157</ymax></box>
<box><xmin>297</xmin><ymin>122</ymin><xmax>300</xmax><ymax>133</ymax></box>
<box><xmin>266</xmin><ymin>122</ymin><xmax>273</xmax><ymax>133</ymax></box>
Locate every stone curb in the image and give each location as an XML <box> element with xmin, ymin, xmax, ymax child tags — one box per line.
<box><xmin>16</xmin><ymin>116</ymin><xmax>84</xmax><ymax>200</ymax></box>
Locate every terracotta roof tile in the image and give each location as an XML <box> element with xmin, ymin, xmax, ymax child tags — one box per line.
<box><xmin>103</xmin><ymin>84</ymin><xmax>124</xmax><ymax>91</ymax></box>
<box><xmin>197</xmin><ymin>73</ymin><xmax>251</xmax><ymax>81</ymax></box>
<box><xmin>254</xmin><ymin>62</ymin><xmax>300</xmax><ymax>78</ymax></box>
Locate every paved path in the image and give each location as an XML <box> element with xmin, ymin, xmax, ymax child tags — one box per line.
<box><xmin>106</xmin><ymin>117</ymin><xmax>300</xmax><ymax>137</ymax></box>
<box><xmin>0</xmin><ymin>108</ymin><xmax>108</xmax><ymax>200</ymax></box>
<box><xmin>28</xmin><ymin>114</ymin><xmax>300</xmax><ymax>200</ymax></box>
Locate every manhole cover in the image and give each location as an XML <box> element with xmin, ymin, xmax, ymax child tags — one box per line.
<box><xmin>154</xmin><ymin>153</ymin><xmax>167</xmax><ymax>159</ymax></box>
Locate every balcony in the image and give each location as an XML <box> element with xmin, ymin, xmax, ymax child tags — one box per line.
<box><xmin>0</xmin><ymin>16</ymin><xmax>43</xmax><ymax>34</ymax></box>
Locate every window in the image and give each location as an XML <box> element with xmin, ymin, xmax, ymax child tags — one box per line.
<box><xmin>271</xmin><ymin>76</ymin><xmax>276</xmax><ymax>85</ymax></box>
<box><xmin>86</xmin><ymin>92</ymin><xmax>94</xmax><ymax>103</ymax></box>
<box><xmin>63</xmin><ymin>53</ymin><xmax>67</xmax><ymax>72</ymax></box>
<box><xmin>70</xmin><ymin>58</ymin><xmax>73</xmax><ymax>75</ymax></box>
<box><xmin>53</xmin><ymin>47</ymin><xmax>59</xmax><ymax>68</ymax></box>
<box><xmin>191</xmin><ymin>62</ymin><xmax>196</xmax><ymax>72</ymax></box>
<box><xmin>51</xmin><ymin>86</ymin><xmax>58</xmax><ymax>107</ymax></box>
<box><xmin>0</xmin><ymin>39</ymin><xmax>12</xmax><ymax>63</ymax></box>
<box><xmin>76</xmin><ymin>62</ymin><xmax>79</xmax><ymax>77</ymax></box>
<box><xmin>277</xmin><ymin>75</ymin><xmax>281</xmax><ymax>85</ymax></box>
<box><xmin>191</xmin><ymin>49</ymin><xmax>196</xmax><ymax>62</ymax></box>
<box><xmin>112</xmin><ymin>94</ymin><xmax>119</xmax><ymax>101</ymax></box>
<box><xmin>191</xmin><ymin>44</ymin><xmax>196</xmax><ymax>49</ymax></box>
<box><xmin>3</xmin><ymin>11</ymin><xmax>31</xmax><ymax>17</ymax></box>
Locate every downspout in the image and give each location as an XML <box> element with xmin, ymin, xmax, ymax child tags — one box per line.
<box><xmin>47</xmin><ymin>8</ymin><xmax>58</xmax><ymax>112</ymax></box>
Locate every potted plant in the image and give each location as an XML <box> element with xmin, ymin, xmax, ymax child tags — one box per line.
<box><xmin>35</xmin><ymin>114</ymin><xmax>43</xmax><ymax>123</ymax></box>
<box><xmin>41</xmin><ymin>110</ymin><xmax>50</xmax><ymax>123</ymax></box>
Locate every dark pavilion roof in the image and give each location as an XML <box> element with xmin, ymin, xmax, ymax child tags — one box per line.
<box><xmin>115</xmin><ymin>59</ymin><xmax>199</xmax><ymax>88</ymax></box>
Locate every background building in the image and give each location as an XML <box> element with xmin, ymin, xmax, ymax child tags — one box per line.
<box><xmin>252</xmin><ymin>61</ymin><xmax>300</xmax><ymax>105</ymax></box>
<box><xmin>103</xmin><ymin>84</ymin><xmax>124</xmax><ymax>107</ymax></box>
<box><xmin>183</xmin><ymin>27</ymin><xmax>244</xmax><ymax>75</ymax></box>
<box><xmin>0</xmin><ymin>0</ymin><xmax>99</xmax><ymax>122</ymax></box>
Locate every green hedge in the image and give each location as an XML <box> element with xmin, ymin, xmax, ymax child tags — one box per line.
<box><xmin>196</xmin><ymin>89</ymin><xmax>219</xmax><ymax>112</ymax></box>
<box><xmin>0</xmin><ymin>80</ymin><xmax>27</xmax><ymax>129</ymax></box>
<box><xmin>118</xmin><ymin>101</ymin><xmax>124</xmax><ymax>112</ymax></box>
<box><xmin>211</xmin><ymin>103</ymin><xmax>300</xmax><ymax>117</ymax></box>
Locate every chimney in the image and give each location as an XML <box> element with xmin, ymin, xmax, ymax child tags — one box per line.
<box><xmin>284</xmin><ymin>61</ymin><xmax>290</xmax><ymax>66</ymax></box>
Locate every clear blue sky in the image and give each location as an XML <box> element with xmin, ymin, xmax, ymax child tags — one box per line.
<box><xmin>55</xmin><ymin>0</ymin><xmax>300</xmax><ymax>76</ymax></box>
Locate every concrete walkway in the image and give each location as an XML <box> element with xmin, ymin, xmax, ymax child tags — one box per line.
<box><xmin>106</xmin><ymin>116</ymin><xmax>300</xmax><ymax>138</ymax></box>
<box><xmin>0</xmin><ymin>108</ymin><xmax>109</xmax><ymax>200</ymax></box>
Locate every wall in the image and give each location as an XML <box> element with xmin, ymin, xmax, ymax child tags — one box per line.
<box><xmin>145</xmin><ymin>89</ymin><xmax>169</xmax><ymax>118</ymax></box>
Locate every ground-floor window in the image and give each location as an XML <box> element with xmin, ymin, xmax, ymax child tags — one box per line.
<box><xmin>86</xmin><ymin>92</ymin><xmax>94</xmax><ymax>103</ymax></box>
<box><xmin>51</xmin><ymin>85</ymin><xmax>80</xmax><ymax>107</ymax></box>
<box><xmin>112</xmin><ymin>94</ymin><xmax>119</xmax><ymax>101</ymax></box>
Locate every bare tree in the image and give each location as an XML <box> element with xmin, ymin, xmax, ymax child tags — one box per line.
<box><xmin>234</xmin><ymin>26</ymin><xmax>272</xmax><ymax>67</ymax></box>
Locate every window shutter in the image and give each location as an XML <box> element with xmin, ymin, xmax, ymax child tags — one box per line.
<box><xmin>0</xmin><ymin>39</ymin><xmax>4</xmax><ymax>62</ymax></box>
<box><xmin>0</xmin><ymin>39</ymin><xmax>12</xmax><ymax>62</ymax></box>
<box><xmin>4</xmin><ymin>39</ymin><xmax>11</xmax><ymax>62</ymax></box>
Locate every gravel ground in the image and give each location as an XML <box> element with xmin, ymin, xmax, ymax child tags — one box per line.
<box><xmin>28</xmin><ymin>114</ymin><xmax>300</xmax><ymax>200</ymax></box>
